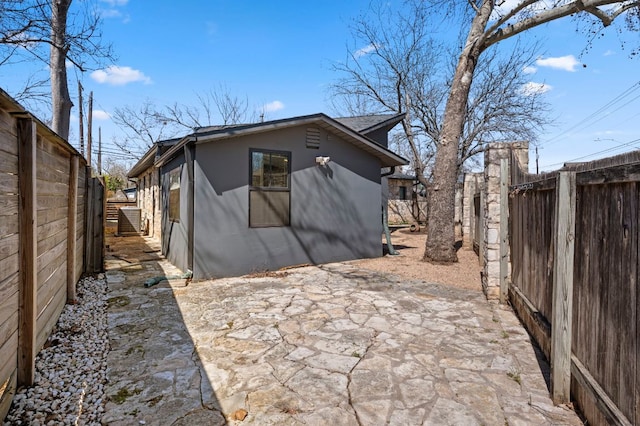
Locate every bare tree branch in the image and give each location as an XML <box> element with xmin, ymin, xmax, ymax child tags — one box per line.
<box><xmin>330</xmin><ymin>0</ymin><xmax>549</xmax><ymax>186</ymax></box>
<box><xmin>484</xmin><ymin>0</ymin><xmax>640</xmax><ymax>48</ymax></box>
<box><xmin>422</xmin><ymin>0</ymin><xmax>639</xmax><ymax>262</ymax></box>
<box><xmin>112</xmin><ymin>87</ymin><xmax>256</xmax><ymax>156</ymax></box>
<box><xmin>0</xmin><ymin>0</ymin><xmax>115</xmax><ymax>138</ymax></box>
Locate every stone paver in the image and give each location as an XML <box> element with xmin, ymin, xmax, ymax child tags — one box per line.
<box><xmin>102</xmin><ymin>236</ymin><xmax>582</xmax><ymax>425</ymax></box>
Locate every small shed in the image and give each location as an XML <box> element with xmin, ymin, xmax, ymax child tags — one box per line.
<box><xmin>128</xmin><ymin>113</ymin><xmax>406</xmax><ymax>278</ymax></box>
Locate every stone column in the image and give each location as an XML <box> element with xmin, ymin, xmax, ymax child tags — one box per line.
<box><xmin>482</xmin><ymin>142</ymin><xmax>529</xmax><ymax>300</ymax></box>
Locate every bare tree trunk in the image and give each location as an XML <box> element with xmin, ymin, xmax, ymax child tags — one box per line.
<box><xmin>424</xmin><ymin>1</ymin><xmax>493</xmax><ymax>264</ymax></box>
<box><xmin>50</xmin><ymin>0</ymin><xmax>73</xmax><ymax>140</ymax></box>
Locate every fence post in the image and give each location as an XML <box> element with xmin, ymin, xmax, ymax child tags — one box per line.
<box><xmin>551</xmin><ymin>171</ymin><xmax>577</xmax><ymax>404</ymax></box>
<box><xmin>85</xmin><ymin>170</ymin><xmax>92</xmax><ymax>272</ymax></box>
<box><xmin>499</xmin><ymin>158</ymin><xmax>509</xmax><ymax>304</ymax></box>
<box><xmin>67</xmin><ymin>155</ymin><xmax>79</xmax><ymax>303</ymax></box>
<box><xmin>17</xmin><ymin>117</ymin><xmax>37</xmax><ymax>386</ymax></box>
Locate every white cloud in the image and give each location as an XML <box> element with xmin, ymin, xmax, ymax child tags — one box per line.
<box><xmin>93</xmin><ymin>110</ymin><xmax>111</xmax><ymax>120</ymax></box>
<box><xmin>604</xmin><ymin>49</ymin><xmax>616</xmax><ymax>56</ymax></box>
<box><xmin>100</xmin><ymin>0</ymin><xmax>128</xmax><ymax>6</ymax></box>
<box><xmin>523</xmin><ymin>65</ymin><xmax>537</xmax><ymax>75</ymax></box>
<box><xmin>263</xmin><ymin>101</ymin><xmax>284</xmax><ymax>113</ymax></box>
<box><xmin>535</xmin><ymin>55</ymin><xmax>580</xmax><ymax>72</ymax></box>
<box><xmin>90</xmin><ymin>66</ymin><xmax>151</xmax><ymax>85</ymax></box>
<box><xmin>99</xmin><ymin>0</ymin><xmax>129</xmax><ymax>21</ymax></box>
<box><xmin>354</xmin><ymin>43</ymin><xmax>378</xmax><ymax>58</ymax></box>
<box><xmin>100</xmin><ymin>9</ymin><xmax>122</xmax><ymax>18</ymax></box>
<box><xmin>520</xmin><ymin>82</ymin><xmax>552</xmax><ymax>96</ymax></box>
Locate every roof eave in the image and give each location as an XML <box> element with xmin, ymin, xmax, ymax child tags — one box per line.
<box><xmin>127</xmin><ymin>146</ymin><xmax>157</xmax><ymax>178</ymax></box>
<box><xmin>359</xmin><ymin>112</ymin><xmax>406</xmax><ymax>134</ymax></box>
<box><xmin>154</xmin><ymin>134</ymin><xmax>195</xmax><ymax>169</ymax></box>
<box><xmin>128</xmin><ymin>138</ymin><xmax>184</xmax><ymax>178</ymax></box>
<box><xmin>154</xmin><ymin>112</ymin><xmax>408</xmax><ymax>169</ymax></box>
<box><xmin>319</xmin><ymin>115</ymin><xmax>408</xmax><ymax>167</ymax></box>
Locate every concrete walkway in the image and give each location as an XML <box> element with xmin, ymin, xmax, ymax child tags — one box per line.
<box><xmin>102</xmin><ymin>235</ymin><xmax>582</xmax><ymax>425</ymax></box>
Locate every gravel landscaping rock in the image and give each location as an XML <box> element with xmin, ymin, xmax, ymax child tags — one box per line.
<box><xmin>4</xmin><ymin>275</ymin><xmax>109</xmax><ymax>426</ymax></box>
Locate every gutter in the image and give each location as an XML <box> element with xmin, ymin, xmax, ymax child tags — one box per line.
<box><xmin>381</xmin><ymin>166</ymin><xmax>396</xmax><ymax>177</ymax></box>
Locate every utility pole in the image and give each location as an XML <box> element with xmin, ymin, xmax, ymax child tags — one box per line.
<box><xmin>78</xmin><ymin>81</ymin><xmax>84</xmax><ymax>158</ymax></box>
<box><xmin>98</xmin><ymin>126</ymin><xmax>102</xmax><ymax>175</ymax></box>
<box><xmin>87</xmin><ymin>91</ymin><xmax>93</xmax><ymax>174</ymax></box>
<box><xmin>536</xmin><ymin>146</ymin><xmax>539</xmax><ymax>174</ymax></box>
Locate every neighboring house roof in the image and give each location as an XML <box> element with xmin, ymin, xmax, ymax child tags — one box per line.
<box><xmin>334</xmin><ymin>113</ymin><xmax>405</xmax><ymax>134</ymax></box>
<box><xmin>123</xmin><ymin>187</ymin><xmax>137</xmax><ymax>200</ymax></box>
<box><xmin>127</xmin><ymin>137</ymin><xmax>180</xmax><ymax>178</ymax></box>
<box><xmin>387</xmin><ymin>172</ymin><xmax>416</xmax><ymax>180</ymax></box>
<box><xmin>127</xmin><ymin>113</ymin><xmax>408</xmax><ymax>177</ymax></box>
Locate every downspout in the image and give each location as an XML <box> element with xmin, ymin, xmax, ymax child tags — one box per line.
<box><xmin>381</xmin><ymin>166</ymin><xmax>399</xmax><ymax>255</ymax></box>
<box><xmin>381</xmin><ymin>166</ymin><xmax>396</xmax><ymax>178</ymax></box>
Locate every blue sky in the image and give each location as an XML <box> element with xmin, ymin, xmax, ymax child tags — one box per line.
<box><xmin>1</xmin><ymin>0</ymin><xmax>639</xmax><ymax>172</ymax></box>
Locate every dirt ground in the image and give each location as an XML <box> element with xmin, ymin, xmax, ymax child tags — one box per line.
<box><xmin>352</xmin><ymin>228</ymin><xmax>483</xmax><ymax>292</ymax></box>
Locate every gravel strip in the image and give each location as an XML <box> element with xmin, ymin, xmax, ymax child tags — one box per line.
<box><xmin>4</xmin><ymin>275</ymin><xmax>109</xmax><ymax>426</ymax></box>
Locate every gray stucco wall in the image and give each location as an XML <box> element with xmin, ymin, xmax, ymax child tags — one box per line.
<box><xmin>364</xmin><ymin>127</ymin><xmax>388</xmax><ymax>148</ymax></box>
<box><xmin>192</xmin><ymin>124</ymin><xmax>383</xmax><ymax>279</ymax></box>
<box><xmin>161</xmin><ymin>152</ymin><xmax>190</xmax><ymax>273</ymax></box>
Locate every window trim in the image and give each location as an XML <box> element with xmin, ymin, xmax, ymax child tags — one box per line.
<box><xmin>168</xmin><ymin>166</ymin><xmax>181</xmax><ymax>223</ymax></box>
<box><xmin>399</xmin><ymin>185</ymin><xmax>407</xmax><ymax>200</ymax></box>
<box><xmin>249</xmin><ymin>148</ymin><xmax>291</xmax><ymax>228</ymax></box>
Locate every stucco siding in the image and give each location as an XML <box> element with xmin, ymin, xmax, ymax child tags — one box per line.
<box><xmin>192</xmin><ymin>124</ymin><xmax>383</xmax><ymax>279</ymax></box>
<box><xmin>161</xmin><ymin>153</ymin><xmax>190</xmax><ymax>273</ymax></box>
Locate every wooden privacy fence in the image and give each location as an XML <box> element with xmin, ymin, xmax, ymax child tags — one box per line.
<box><xmin>0</xmin><ymin>89</ymin><xmax>104</xmax><ymax>420</ymax></box>
<box><xmin>509</xmin><ymin>150</ymin><xmax>640</xmax><ymax>426</ymax></box>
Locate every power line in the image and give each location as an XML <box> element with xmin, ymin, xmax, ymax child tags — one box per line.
<box><xmin>540</xmin><ymin>137</ymin><xmax>640</xmax><ymax>169</ymax></box>
<box><xmin>540</xmin><ymin>80</ymin><xmax>640</xmax><ymax>147</ymax></box>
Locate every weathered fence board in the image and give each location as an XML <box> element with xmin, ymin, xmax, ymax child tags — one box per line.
<box><xmin>0</xmin><ymin>149</ymin><xmax>18</xmax><ymax>174</ymax></box>
<box><xmin>17</xmin><ymin>117</ymin><xmax>37</xmax><ymax>387</ymax></box>
<box><xmin>551</xmin><ymin>171</ymin><xmax>576</xmax><ymax>403</ymax></box>
<box><xmin>0</xmin><ymin>234</ymin><xmax>18</xmax><ymax>262</ymax></box>
<box><xmin>85</xmin><ymin>175</ymin><xmax>105</xmax><ymax>273</ymax></box>
<box><xmin>0</xmin><ymin>104</ymin><xmax>20</xmax><ymax>421</ymax></box>
<box><xmin>0</xmin><ymin>332</ymin><xmax>17</xmax><ymax>403</ymax></box>
<box><xmin>0</xmin><ymin>173</ymin><xmax>18</xmax><ymax>195</ymax></box>
<box><xmin>510</xmin><ymin>185</ymin><xmax>555</xmax><ymax>321</ymax></box>
<box><xmin>0</xmin><ymin>254</ymin><xmax>19</xmax><ymax>284</ymax></box>
<box><xmin>572</xmin><ymin>182</ymin><xmax>638</xmax><ymax>422</ymax></box>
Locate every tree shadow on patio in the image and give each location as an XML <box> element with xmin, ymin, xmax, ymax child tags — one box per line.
<box><xmin>102</xmin><ymin>228</ymin><xmax>227</xmax><ymax>425</ymax></box>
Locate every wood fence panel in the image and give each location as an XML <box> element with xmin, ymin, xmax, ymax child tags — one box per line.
<box><xmin>572</xmin><ymin>182</ymin><xmax>637</xmax><ymax>422</ymax></box>
<box><xmin>0</xmin><ymin>90</ymin><xmax>95</xmax><ymax>421</ymax></box>
<box><xmin>508</xmin><ymin>153</ymin><xmax>640</xmax><ymax>425</ymax></box>
<box><xmin>34</xmin><ymin>138</ymin><xmax>69</xmax><ymax>353</ymax></box>
<box><xmin>0</xmin><ymin>274</ymin><xmax>19</xmax><ymax>348</ymax></box>
<box><xmin>85</xmin><ymin>176</ymin><xmax>105</xmax><ymax>273</ymax></box>
<box><xmin>511</xmin><ymin>187</ymin><xmax>555</xmax><ymax>322</ymax></box>
<box><xmin>76</xmin><ymin>163</ymin><xmax>86</xmax><ymax>282</ymax></box>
